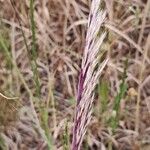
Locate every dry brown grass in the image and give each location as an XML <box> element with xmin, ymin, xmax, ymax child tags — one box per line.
<box><xmin>0</xmin><ymin>0</ymin><xmax>150</xmax><ymax>149</ymax></box>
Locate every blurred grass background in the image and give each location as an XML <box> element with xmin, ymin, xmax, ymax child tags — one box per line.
<box><xmin>0</xmin><ymin>0</ymin><xmax>150</xmax><ymax>149</ymax></box>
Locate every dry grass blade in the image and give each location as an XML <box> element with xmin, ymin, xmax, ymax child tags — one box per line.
<box><xmin>0</xmin><ymin>93</ymin><xmax>18</xmax><ymax>100</ymax></box>
<box><xmin>71</xmin><ymin>0</ymin><xmax>108</xmax><ymax>149</ymax></box>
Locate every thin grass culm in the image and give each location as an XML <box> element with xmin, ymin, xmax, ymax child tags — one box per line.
<box><xmin>71</xmin><ymin>0</ymin><xmax>108</xmax><ymax>149</ymax></box>
<box><xmin>30</xmin><ymin>0</ymin><xmax>40</xmax><ymax>97</ymax></box>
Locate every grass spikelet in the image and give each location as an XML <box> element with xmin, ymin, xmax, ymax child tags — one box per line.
<box><xmin>71</xmin><ymin>0</ymin><xmax>108</xmax><ymax>149</ymax></box>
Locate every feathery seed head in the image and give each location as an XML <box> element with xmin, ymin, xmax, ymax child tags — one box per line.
<box><xmin>71</xmin><ymin>0</ymin><xmax>108</xmax><ymax>150</ymax></box>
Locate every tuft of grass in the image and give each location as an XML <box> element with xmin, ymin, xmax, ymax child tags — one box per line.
<box><xmin>63</xmin><ymin>121</ymin><xmax>70</xmax><ymax>150</ymax></box>
<box><xmin>0</xmin><ymin>18</ymin><xmax>50</xmax><ymax>149</ymax></box>
<box><xmin>108</xmin><ymin>59</ymin><xmax>128</xmax><ymax>130</ymax></box>
<box><xmin>9</xmin><ymin>1</ymin><xmax>53</xmax><ymax>148</ymax></box>
<box><xmin>9</xmin><ymin>0</ymin><xmax>40</xmax><ymax>97</ymax></box>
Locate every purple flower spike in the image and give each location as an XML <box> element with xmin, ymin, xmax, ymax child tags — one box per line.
<box><xmin>71</xmin><ymin>0</ymin><xmax>108</xmax><ymax>150</ymax></box>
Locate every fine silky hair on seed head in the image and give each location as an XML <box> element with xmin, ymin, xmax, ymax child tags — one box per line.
<box><xmin>71</xmin><ymin>0</ymin><xmax>108</xmax><ymax>150</ymax></box>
